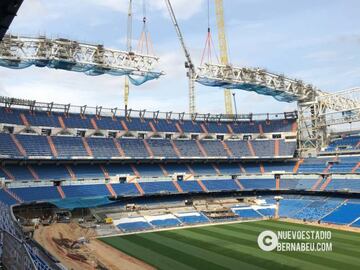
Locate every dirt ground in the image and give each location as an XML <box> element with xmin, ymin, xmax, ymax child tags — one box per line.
<box><xmin>34</xmin><ymin>222</ymin><xmax>155</xmax><ymax>270</ymax></box>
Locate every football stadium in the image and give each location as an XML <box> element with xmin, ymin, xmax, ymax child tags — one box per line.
<box><xmin>0</xmin><ymin>1</ymin><xmax>359</xmax><ymax>270</ymax></box>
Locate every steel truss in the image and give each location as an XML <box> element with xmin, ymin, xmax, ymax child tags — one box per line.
<box><xmin>298</xmin><ymin>87</ymin><xmax>360</xmax><ymax>155</ymax></box>
<box><xmin>0</xmin><ymin>35</ymin><xmax>163</xmax><ymax>80</ymax></box>
<box><xmin>196</xmin><ymin>63</ymin><xmax>317</xmax><ymax>102</ymax></box>
<box><xmin>196</xmin><ymin>64</ymin><xmax>360</xmax><ymax>156</ymax></box>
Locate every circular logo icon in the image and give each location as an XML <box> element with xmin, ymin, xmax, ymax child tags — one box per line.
<box><xmin>257</xmin><ymin>230</ymin><xmax>278</xmax><ymax>251</ymax></box>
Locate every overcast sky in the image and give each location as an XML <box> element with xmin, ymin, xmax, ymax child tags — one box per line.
<box><xmin>1</xmin><ymin>0</ymin><xmax>359</xmax><ymax>114</ymax></box>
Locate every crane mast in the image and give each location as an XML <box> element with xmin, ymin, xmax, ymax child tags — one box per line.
<box><xmin>214</xmin><ymin>0</ymin><xmax>233</xmax><ymax>115</ymax></box>
<box><xmin>164</xmin><ymin>0</ymin><xmax>196</xmax><ymax>114</ymax></box>
<box><xmin>124</xmin><ymin>0</ymin><xmax>132</xmax><ymax>113</ymax></box>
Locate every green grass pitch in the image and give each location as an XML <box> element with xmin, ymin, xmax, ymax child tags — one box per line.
<box><xmin>100</xmin><ymin>220</ymin><xmax>360</xmax><ymax>270</ymax></box>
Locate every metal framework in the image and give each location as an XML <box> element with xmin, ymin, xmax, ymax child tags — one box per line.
<box><xmin>297</xmin><ymin>87</ymin><xmax>360</xmax><ymax>155</ymax></box>
<box><xmin>0</xmin><ymin>96</ymin><xmax>297</xmax><ymax>123</ymax></box>
<box><xmin>165</xmin><ymin>0</ymin><xmax>196</xmax><ymax>114</ymax></box>
<box><xmin>195</xmin><ymin>63</ymin><xmax>360</xmax><ymax>155</ymax></box>
<box><xmin>214</xmin><ymin>0</ymin><xmax>233</xmax><ymax>115</ymax></box>
<box><xmin>0</xmin><ymin>35</ymin><xmax>163</xmax><ymax>83</ymax></box>
<box><xmin>196</xmin><ymin>63</ymin><xmax>317</xmax><ymax>102</ymax></box>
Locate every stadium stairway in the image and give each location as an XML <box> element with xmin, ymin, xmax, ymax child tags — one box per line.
<box><xmin>58</xmin><ymin>116</ymin><xmax>66</xmax><ymax>129</ymax></box>
<box><xmin>221</xmin><ymin>140</ymin><xmax>233</xmax><ymax>157</ymax></box>
<box><xmin>90</xmin><ymin>118</ymin><xmax>99</xmax><ymax>130</ymax></box>
<box><xmin>0</xmin><ymin>165</ymin><xmax>14</xmax><ymax>180</ymax></box>
<box><xmin>106</xmin><ymin>183</ymin><xmax>117</xmax><ymax>197</ymax></box>
<box><xmin>274</xmin><ymin>140</ymin><xmax>280</xmax><ymax>156</ymax></box>
<box><xmin>239</xmin><ymin>164</ymin><xmax>246</xmax><ymax>173</ymax></box>
<box><xmin>149</xmin><ymin>121</ymin><xmax>157</xmax><ymax>133</ymax></box>
<box><xmin>3</xmin><ymin>187</ymin><xmax>23</xmax><ymax>203</ymax></box>
<box><xmin>120</xmin><ymin>120</ymin><xmax>129</xmax><ymax>131</ymax></box>
<box><xmin>311</xmin><ymin>176</ymin><xmax>326</xmax><ymax>191</ymax></box>
<box><xmin>200</xmin><ymin>123</ymin><xmax>208</xmax><ymax>134</ymax></box>
<box><xmin>212</xmin><ymin>164</ymin><xmax>221</xmax><ymax>175</ymax></box>
<box><xmin>143</xmin><ymin>139</ymin><xmax>154</xmax><ymax>158</ymax></box>
<box><xmin>323</xmin><ymin>163</ymin><xmax>333</xmax><ymax>174</ymax></box>
<box><xmin>130</xmin><ymin>164</ymin><xmax>141</xmax><ymax>178</ymax></box>
<box><xmin>159</xmin><ymin>164</ymin><xmax>169</xmax><ymax>176</ymax></box>
<box><xmin>351</xmin><ymin>162</ymin><xmax>360</xmax><ymax>173</ymax></box>
<box><xmin>134</xmin><ymin>181</ymin><xmax>145</xmax><ymax>195</ymax></box>
<box><xmin>47</xmin><ymin>136</ymin><xmax>58</xmax><ymax>157</ymax></box>
<box><xmin>20</xmin><ymin>113</ymin><xmax>30</xmax><ymax>127</ymax></box>
<box><xmin>112</xmin><ymin>138</ymin><xmax>126</xmax><ymax>157</ymax></box>
<box><xmin>10</xmin><ymin>134</ymin><xmax>27</xmax><ymax>156</ymax></box>
<box><xmin>170</xmin><ymin>140</ymin><xmax>181</xmax><ymax>157</ymax></box>
<box><xmin>175</xmin><ymin>122</ymin><xmax>183</xmax><ymax>133</ymax></box>
<box><xmin>197</xmin><ymin>179</ymin><xmax>208</xmax><ymax>192</ymax></box>
<box><xmin>27</xmin><ymin>165</ymin><xmax>40</xmax><ymax>180</ymax></box>
<box><xmin>320</xmin><ymin>177</ymin><xmax>333</xmax><ymax>191</ymax></box>
<box><xmin>276</xmin><ymin>177</ymin><xmax>280</xmax><ymax>190</ymax></box>
<box><xmin>319</xmin><ymin>199</ymin><xmax>349</xmax><ymax>222</ymax></box>
<box><xmin>65</xmin><ymin>165</ymin><xmax>76</xmax><ymax>180</ymax></box>
<box><xmin>258</xmin><ymin>123</ymin><xmax>264</xmax><ymax>135</ymax></box>
<box><xmin>186</xmin><ymin>164</ymin><xmax>195</xmax><ymax>175</ymax></box>
<box><xmin>173</xmin><ymin>181</ymin><xmax>184</xmax><ymax>193</ymax></box>
<box><xmin>234</xmin><ymin>179</ymin><xmax>244</xmax><ymax>190</ymax></box>
<box><xmin>259</xmin><ymin>163</ymin><xmax>265</xmax><ymax>174</ymax></box>
<box><xmin>82</xmin><ymin>137</ymin><xmax>93</xmax><ymax>157</ymax></box>
<box><xmin>293</xmin><ymin>159</ymin><xmax>304</xmax><ymax>173</ymax></box>
<box><xmin>226</xmin><ymin>124</ymin><xmax>234</xmax><ymax>134</ymax></box>
<box><xmin>99</xmin><ymin>165</ymin><xmax>110</xmax><ymax>179</ymax></box>
<box><xmin>196</xmin><ymin>140</ymin><xmax>207</xmax><ymax>157</ymax></box>
<box><xmin>247</xmin><ymin>141</ymin><xmax>256</xmax><ymax>157</ymax></box>
<box><xmin>56</xmin><ymin>186</ymin><xmax>66</xmax><ymax>199</ymax></box>
<box><xmin>349</xmin><ymin>217</ymin><xmax>360</xmax><ymax>226</ymax></box>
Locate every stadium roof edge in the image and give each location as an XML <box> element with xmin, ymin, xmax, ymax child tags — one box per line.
<box><xmin>0</xmin><ymin>96</ymin><xmax>298</xmax><ymax>122</ymax></box>
<box><xmin>0</xmin><ymin>0</ymin><xmax>23</xmax><ymax>41</ymax></box>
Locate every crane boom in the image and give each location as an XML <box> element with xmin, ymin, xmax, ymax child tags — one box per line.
<box><xmin>164</xmin><ymin>0</ymin><xmax>196</xmax><ymax>114</ymax></box>
<box><xmin>214</xmin><ymin>0</ymin><xmax>233</xmax><ymax>115</ymax></box>
<box><xmin>124</xmin><ymin>0</ymin><xmax>132</xmax><ymax>112</ymax></box>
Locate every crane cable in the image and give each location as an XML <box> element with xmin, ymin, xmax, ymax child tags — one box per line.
<box><xmin>200</xmin><ymin>0</ymin><xmax>219</xmax><ymax>65</ymax></box>
<box><xmin>137</xmin><ymin>0</ymin><xmax>155</xmax><ymax>55</ymax></box>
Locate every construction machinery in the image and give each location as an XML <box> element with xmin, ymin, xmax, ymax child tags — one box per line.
<box><xmin>124</xmin><ymin>0</ymin><xmax>133</xmax><ymax>114</ymax></box>
<box><xmin>214</xmin><ymin>0</ymin><xmax>233</xmax><ymax>115</ymax></box>
<box><xmin>165</xmin><ymin>0</ymin><xmax>196</xmax><ymax>114</ymax></box>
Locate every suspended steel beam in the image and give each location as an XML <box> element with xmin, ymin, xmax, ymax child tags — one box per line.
<box><xmin>196</xmin><ymin>63</ymin><xmax>317</xmax><ymax>103</ymax></box>
<box><xmin>0</xmin><ymin>35</ymin><xmax>163</xmax><ymax>85</ymax></box>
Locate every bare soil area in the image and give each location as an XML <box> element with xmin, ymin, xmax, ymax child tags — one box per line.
<box><xmin>34</xmin><ymin>222</ymin><xmax>155</xmax><ymax>270</ymax></box>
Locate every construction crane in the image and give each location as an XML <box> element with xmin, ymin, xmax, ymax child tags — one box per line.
<box><xmin>124</xmin><ymin>0</ymin><xmax>132</xmax><ymax>113</ymax></box>
<box><xmin>214</xmin><ymin>0</ymin><xmax>233</xmax><ymax>115</ymax></box>
<box><xmin>165</xmin><ymin>0</ymin><xmax>196</xmax><ymax>114</ymax></box>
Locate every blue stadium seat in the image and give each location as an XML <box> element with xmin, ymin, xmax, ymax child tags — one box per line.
<box><xmin>111</xmin><ymin>183</ymin><xmax>140</xmax><ymax>196</ymax></box>
<box><xmin>11</xmin><ymin>186</ymin><xmax>61</xmax><ymax>201</ymax></box>
<box><xmin>0</xmin><ymin>133</ymin><xmax>22</xmax><ymax>158</ymax></box>
<box><xmin>87</xmin><ymin>137</ymin><xmax>121</xmax><ymax>158</ymax></box>
<box><xmin>201</xmin><ymin>179</ymin><xmax>239</xmax><ymax>191</ymax></box>
<box><xmin>140</xmin><ymin>181</ymin><xmax>178</xmax><ymax>194</ymax></box>
<box><xmin>52</xmin><ymin>136</ymin><xmax>89</xmax><ymax>158</ymax></box>
<box><xmin>0</xmin><ymin>189</ymin><xmax>18</xmax><ymax>205</ymax></box>
<box><xmin>62</xmin><ymin>184</ymin><xmax>110</xmax><ymax>198</ymax></box>
<box><xmin>240</xmin><ymin>179</ymin><xmax>276</xmax><ymax>189</ymax></box>
<box><xmin>177</xmin><ymin>181</ymin><xmax>203</xmax><ymax>192</ymax></box>
<box><xmin>322</xmin><ymin>202</ymin><xmax>360</xmax><ymax>225</ymax></box>
<box><xmin>16</xmin><ymin>134</ymin><xmax>53</xmax><ymax>157</ymax></box>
